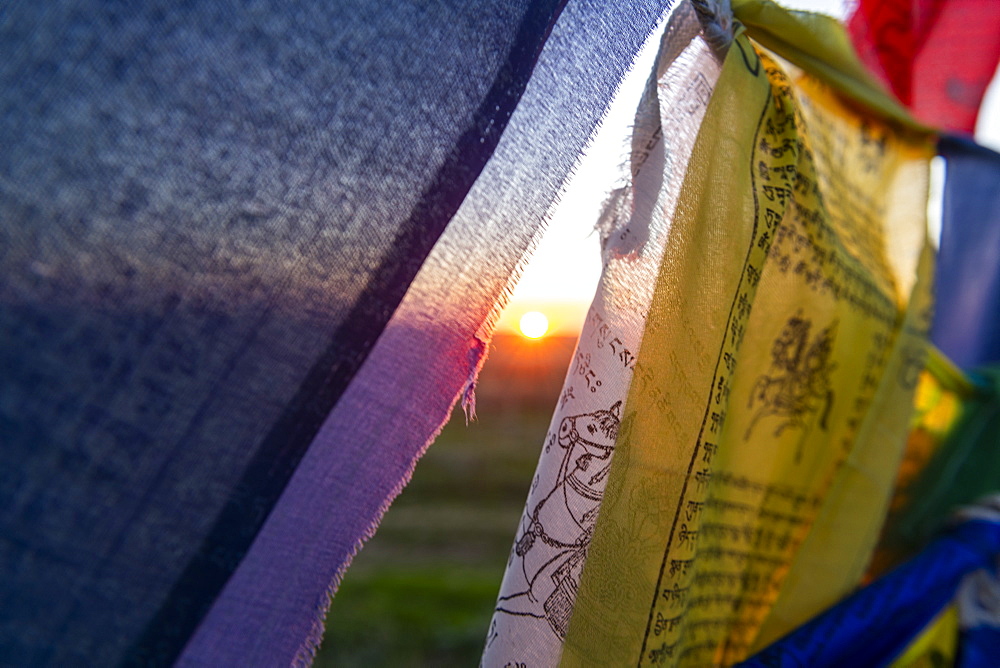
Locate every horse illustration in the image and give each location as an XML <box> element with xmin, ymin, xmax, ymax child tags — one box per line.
<box><xmin>496</xmin><ymin>400</ymin><xmax>621</xmax><ymax>638</ymax></box>
<box><xmin>745</xmin><ymin>312</ymin><xmax>836</xmax><ymax>461</ymax></box>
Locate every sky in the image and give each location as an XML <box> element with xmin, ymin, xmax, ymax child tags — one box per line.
<box><xmin>497</xmin><ymin>0</ymin><xmax>1000</xmax><ymax>337</ymax></box>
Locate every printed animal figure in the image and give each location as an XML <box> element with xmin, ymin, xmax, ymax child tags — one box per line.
<box><xmin>745</xmin><ymin>312</ymin><xmax>837</xmax><ymax>461</ymax></box>
<box><xmin>496</xmin><ymin>401</ymin><xmax>621</xmax><ymax>638</ymax></box>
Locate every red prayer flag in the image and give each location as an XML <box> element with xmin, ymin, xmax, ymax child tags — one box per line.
<box><xmin>848</xmin><ymin>0</ymin><xmax>1000</xmax><ymax>134</ymax></box>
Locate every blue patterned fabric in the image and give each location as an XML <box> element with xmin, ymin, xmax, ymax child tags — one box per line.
<box><xmin>739</xmin><ymin>519</ymin><xmax>1000</xmax><ymax>667</ymax></box>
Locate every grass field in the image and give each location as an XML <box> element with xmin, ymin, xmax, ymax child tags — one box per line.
<box><xmin>315</xmin><ymin>335</ymin><xmax>576</xmax><ymax>666</ymax></box>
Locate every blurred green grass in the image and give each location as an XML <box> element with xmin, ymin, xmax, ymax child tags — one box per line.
<box><xmin>315</xmin><ymin>335</ymin><xmax>575</xmax><ymax>666</ymax></box>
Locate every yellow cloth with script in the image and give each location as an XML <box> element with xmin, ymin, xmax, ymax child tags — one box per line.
<box><xmin>560</xmin><ymin>29</ymin><xmax>935</xmax><ymax>667</ymax></box>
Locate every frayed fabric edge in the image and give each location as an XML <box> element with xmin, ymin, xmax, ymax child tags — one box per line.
<box><xmin>289</xmin><ymin>127</ymin><xmax>586</xmax><ymax>667</ymax></box>
<box><xmin>291</xmin><ymin>333</ymin><xmax>492</xmax><ymax>667</ymax></box>
<box><xmin>290</xmin><ymin>5</ymin><xmax>685</xmax><ymax>663</ymax></box>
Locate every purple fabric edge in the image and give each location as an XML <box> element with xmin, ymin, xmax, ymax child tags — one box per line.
<box><xmin>176</xmin><ymin>1</ymin><xmax>677</xmax><ymax>664</ymax></box>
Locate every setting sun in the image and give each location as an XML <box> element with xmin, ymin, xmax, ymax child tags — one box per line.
<box><xmin>518</xmin><ymin>311</ymin><xmax>549</xmax><ymax>339</ymax></box>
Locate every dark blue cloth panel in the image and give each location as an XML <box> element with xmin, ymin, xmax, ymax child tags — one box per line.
<box><xmin>931</xmin><ymin>137</ymin><xmax>1000</xmax><ymax>368</ymax></box>
<box><xmin>739</xmin><ymin>520</ymin><xmax>1000</xmax><ymax>668</ymax></box>
<box><xmin>0</xmin><ymin>1</ymin><xmax>562</xmax><ymax>665</ymax></box>
<box><xmin>961</xmin><ymin>627</ymin><xmax>1000</xmax><ymax>668</ymax></box>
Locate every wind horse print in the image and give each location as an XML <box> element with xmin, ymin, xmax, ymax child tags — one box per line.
<box><xmin>745</xmin><ymin>311</ymin><xmax>838</xmax><ymax>461</ymax></box>
<box><xmin>497</xmin><ymin>401</ymin><xmax>622</xmax><ymax>637</ymax></box>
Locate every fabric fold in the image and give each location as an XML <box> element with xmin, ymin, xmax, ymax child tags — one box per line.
<box><xmin>559</xmin><ymin>27</ymin><xmax>934</xmax><ymax>666</ymax></box>
<box><xmin>484</xmin><ymin>7</ymin><xmax>723</xmax><ymax>663</ymax></box>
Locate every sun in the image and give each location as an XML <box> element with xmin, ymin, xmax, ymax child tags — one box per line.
<box><xmin>519</xmin><ymin>311</ymin><xmax>549</xmax><ymax>339</ymax></box>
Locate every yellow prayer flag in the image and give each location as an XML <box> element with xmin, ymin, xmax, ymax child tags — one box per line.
<box><xmin>562</xmin><ymin>28</ymin><xmax>934</xmax><ymax>666</ymax></box>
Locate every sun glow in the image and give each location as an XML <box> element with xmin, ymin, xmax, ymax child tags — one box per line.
<box><xmin>519</xmin><ymin>311</ymin><xmax>550</xmax><ymax>339</ymax></box>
